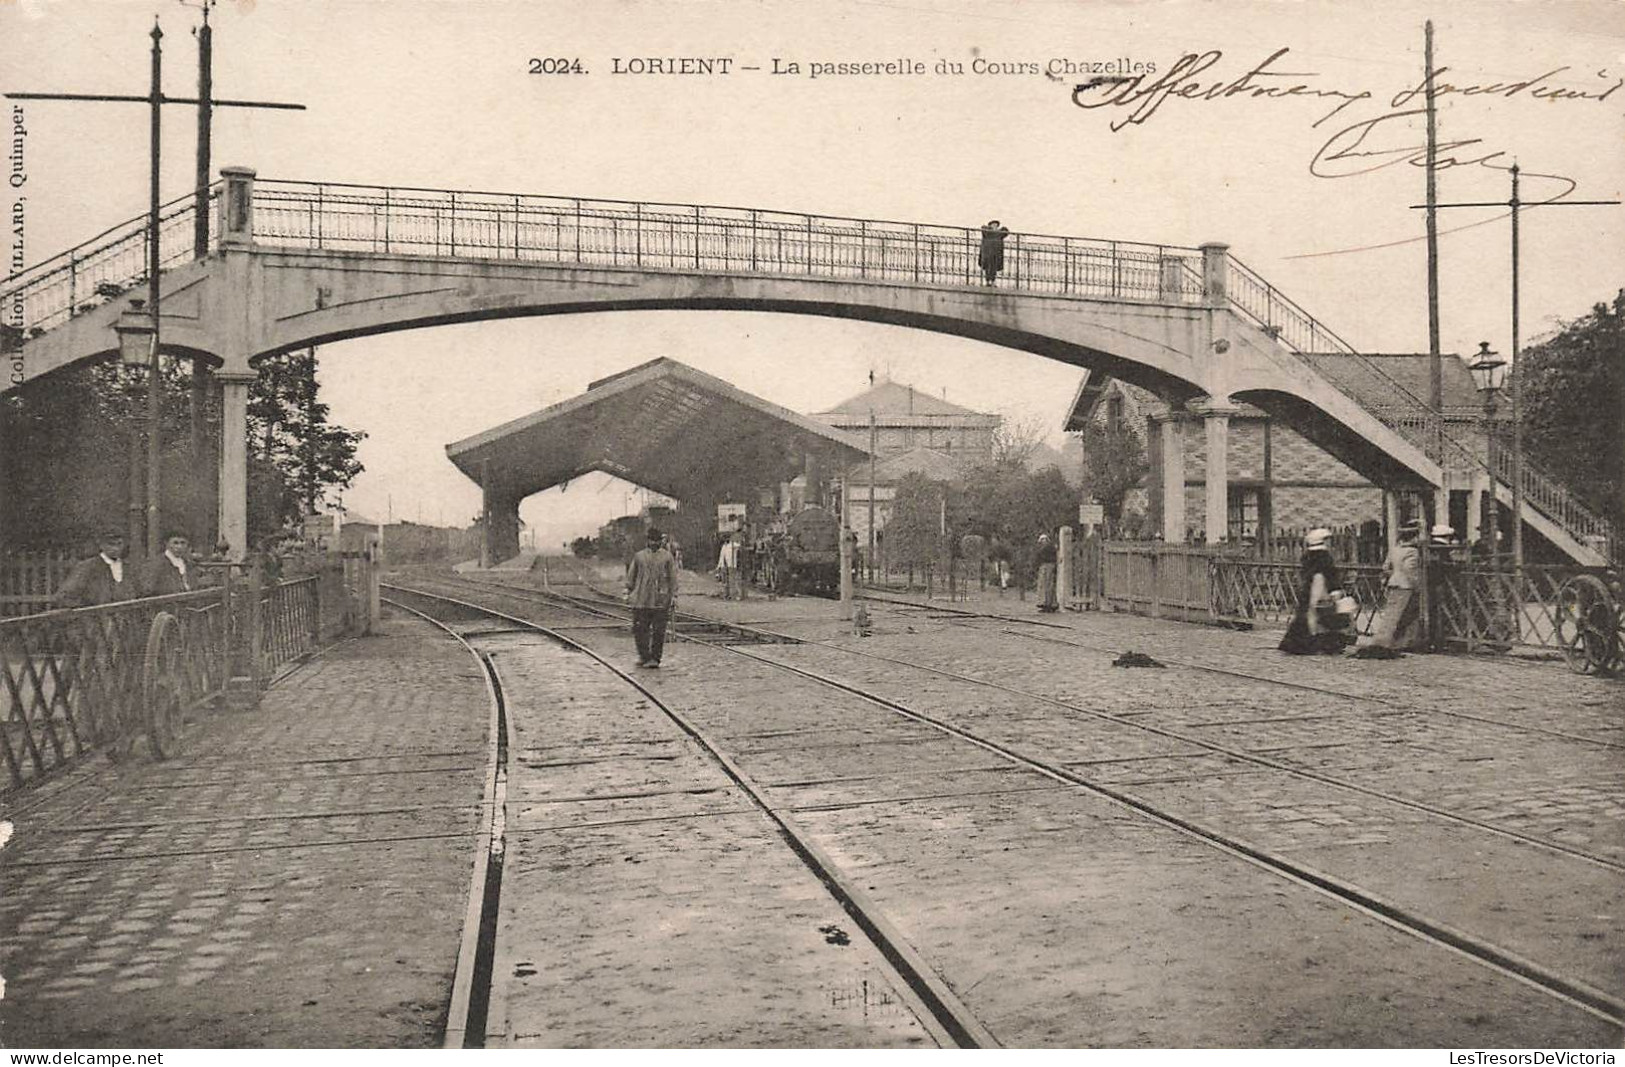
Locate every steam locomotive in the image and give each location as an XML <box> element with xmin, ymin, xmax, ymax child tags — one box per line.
<box><xmin>780</xmin><ymin>505</ymin><xmax>842</xmax><ymax>596</ymax></box>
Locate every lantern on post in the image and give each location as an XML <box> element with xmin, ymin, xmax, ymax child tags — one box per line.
<box><xmin>1467</xmin><ymin>341</ymin><xmax>1507</xmax><ymax>559</ymax></box>
<box><xmin>114</xmin><ymin>303</ymin><xmax>157</xmax><ymax>367</ymax></box>
<box><xmin>114</xmin><ymin>303</ymin><xmax>159</xmax><ymax>553</ymax></box>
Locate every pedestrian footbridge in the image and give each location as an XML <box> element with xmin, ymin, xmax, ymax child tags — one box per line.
<box><xmin>1</xmin><ymin>168</ymin><xmax>1611</xmax><ymax>565</ymax></box>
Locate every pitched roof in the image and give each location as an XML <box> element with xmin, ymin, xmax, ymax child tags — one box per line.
<box><xmin>817</xmin><ymin>380</ymin><xmax>989</xmax><ymax>418</ymax></box>
<box><xmin>850</xmin><ymin>446</ymin><xmax>966</xmax><ymax>484</ymax></box>
<box><xmin>1301</xmin><ymin>353</ymin><xmax>1483</xmax><ymax>414</ymax></box>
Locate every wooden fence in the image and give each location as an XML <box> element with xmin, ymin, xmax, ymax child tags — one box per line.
<box><xmin>1</xmin><ymin>550</ymin><xmax>76</xmax><ymax>618</ymax></box>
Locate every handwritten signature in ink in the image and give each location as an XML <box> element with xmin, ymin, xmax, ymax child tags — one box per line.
<box><xmin>1071</xmin><ymin>47</ymin><xmax>1622</xmax><ymax>200</ymax></box>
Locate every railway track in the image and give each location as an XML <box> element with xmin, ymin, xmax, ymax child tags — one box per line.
<box><xmin>859</xmin><ymin>591</ymin><xmax>1623</xmax><ymax>749</ymax></box>
<box><xmin>428</xmin><ymin>572</ymin><xmax>1625</xmax><ymax>872</ymax></box>
<box><xmin>386</xmin><ymin>584</ymin><xmax>991</xmax><ymax>1048</ymax></box>
<box><xmin>393</xmin><ymin>573</ymin><xmax>1623</xmax><ymax>1045</ymax></box>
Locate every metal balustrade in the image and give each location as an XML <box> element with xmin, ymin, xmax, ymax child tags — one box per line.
<box><xmin>1209</xmin><ymin>556</ymin><xmax>1385</xmax><ymax>636</ymax></box>
<box><xmin>247</xmin><ymin>179</ymin><xmax>1206</xmax><ymax>302</ymax></box>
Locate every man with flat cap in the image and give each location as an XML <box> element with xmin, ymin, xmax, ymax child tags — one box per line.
<box><xmin>625</xmin><ymin>526</ymin><xmax>680</xmax><ymax>667</ymax></box>
<box><xmin>56</xmin><ymin>529</ymin><xmax>138</xmax><ymax>608</ymax></box>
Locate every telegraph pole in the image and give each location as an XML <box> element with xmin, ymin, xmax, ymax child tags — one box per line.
<box><xmin>1424</xmin><ymin>21</ymin><xmax>1443</xmax><ymax>469</ymax></box>
<box><xmin>7</xmin><ymin>17</ymin><xmax>303</xmax><ymax>557</ymax></box>
<box><xmin>867</xmin><ymin>410</ymin><xmax>877</xmax><ymax>583</ymax></box>
<box><xmin>1413</xmin><ymin>169</ymin><xmax>1618</xmax><ymax>570</ymax></box>
<box><xmin>145</xmin><ymin>20</ymin><xmax>163</xmax><ymax>554</ymax></box>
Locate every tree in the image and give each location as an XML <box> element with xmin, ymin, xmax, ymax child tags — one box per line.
<box><xmin>249</xmin><ymin>349</ymin><xmax>366</xmax><ymax>520</ymax></box>
<box><xmin>1</xmin><ymin>350</ymin><xmax>365</xmax><ymax>550</ymax></box>
<box><xmin>1519</xmin><ymin>289</ymin><xmax>1624</xmax><ymax>527</ymax></box>
<box><xmin>989</xmin><ymin>414</ymin><xmax>1049</xmax><ymax>470</ymax></box>
<box><xmin>885</xmin><ymin>472</ymin><xmax>951</xmax><ymax>570</ymax></box>
<box><xmin>1076</xmin><ymin>421</ymin><xmax>1148</xmax><ymax>529</ymax></box>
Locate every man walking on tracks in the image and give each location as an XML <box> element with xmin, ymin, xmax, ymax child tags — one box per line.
<box><xmin>626</xmin><ymin>526</ymin><xmax>680</xmax><ymax>668</ymax></box>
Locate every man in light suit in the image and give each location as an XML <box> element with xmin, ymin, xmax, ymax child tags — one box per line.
<box><xmin>142</xmin><ymin>530</ymin><xmax>195</xmax><ymax>596</ymax></box>
<box><xmin>55</xmin><ymin>530</ymin><xmax>137</xmax><ymax>608</ymax></box>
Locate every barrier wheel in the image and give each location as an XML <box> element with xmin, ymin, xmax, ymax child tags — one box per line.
<box><xmin>142</xmin><ymin>612</ymin><xmax>188</xmax><ymax>759</ymax></box>
<box><xmin>1554</xmin><ymin>575</ymin><xmax>1614</xmax><ymax>675</ymax></box>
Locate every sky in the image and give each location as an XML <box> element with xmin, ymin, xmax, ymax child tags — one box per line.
<box><xmin>7</xmin><ymin>0</ymin><xmax>1624</xmax><ymax>546</ymax></box>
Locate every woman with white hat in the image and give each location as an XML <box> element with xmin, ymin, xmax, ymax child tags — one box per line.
<box><xmin>1279</xmin><ymin>527</ymin><xmax>1348</xmax><ymax>655</ymax></box>
<box><xmin>1355</xmin><ymin>520</ymin><xmax>1423</xmax><ymax>658</ymax></box>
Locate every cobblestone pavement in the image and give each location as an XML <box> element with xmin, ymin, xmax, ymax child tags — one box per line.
<box><xmin>546</xmin><ymin>610</ymin><xmax>1619</xmax><ymax>1047</ymax></box>
<box><xmin>479</xmin><ymin>632</ymin><xmax>936</xmax><ymax>1048</ymax></box>
<box><xmin>0</xmin><ymin>613</ymin><xmax>489</xmax><ymax>1048</ymax></box>
<box><xmin>736</xmin><ymin>617</ymin><xmax>1623</xmax><ymax>1002</ymax></box>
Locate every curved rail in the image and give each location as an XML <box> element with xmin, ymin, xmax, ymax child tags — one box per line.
<box><xmin>382</xmin><ymin>581</ymin><xmax>997</xmax><ymax>1049</ymax></box>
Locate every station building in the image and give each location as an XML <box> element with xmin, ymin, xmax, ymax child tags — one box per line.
<box><xmin>1065</xmin><ymin>354</ymin><xmax>1501</xmax><ymax>546</ymax></box>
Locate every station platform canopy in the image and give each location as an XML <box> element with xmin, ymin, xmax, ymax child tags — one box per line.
<box><xmin>445</xmin><ymin>358</ymin><xmax>873</xmax><ymax>504</ymax></box>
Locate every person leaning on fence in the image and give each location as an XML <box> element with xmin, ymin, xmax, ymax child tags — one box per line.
<box><xmin>1035</xmin><ymin>532</ymin><xmax>1059</xmax><ymax>613</ymax></box>
<box><xmin>55</xmin><ymin>530</ymin><xmax>138</xmax><ymax>608</ymax></box>
<box><xmin>625</xmin><ymin>526</ymin><xmax>679</xmax><ymax>668</ymax></box>
<box><xmin>141</xmin><ymin>529</ymin><xmax>195</xmax><ymax>596</ymax></box>
<box><xmin>1278</xmin><ymin>527</ymin><xmax>1348</xmax><ymax>655</ymax></box>
<box><xmin>1354</xmin><ymin>520</ymin><xmax>1422</xmax><ymax>659</ymax></box>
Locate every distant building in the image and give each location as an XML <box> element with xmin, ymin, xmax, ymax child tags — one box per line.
<box><xmin>818</xmin><ymin>379</ymin><xmax>1002</xmax><ymax>549</ymax></box>
<box><xmin>813</xmin><ymin>379</ymin><xmax>1001</xmax><ymax>461</ymax></box>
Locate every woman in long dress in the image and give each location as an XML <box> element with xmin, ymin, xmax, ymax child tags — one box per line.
<box><xmin>1279</xmin><ymin>528</ymin><xmax>1345</xmax><ymax>655</ymax></box>
<box><xmin>1355</xmin><ymin>521</ymin><xmax>1422</xmax><ymax>658</ymax></box>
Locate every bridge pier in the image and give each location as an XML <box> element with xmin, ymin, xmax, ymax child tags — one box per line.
<box><xmin>1159</xmin><ymin>417</ymin><xmax>1186</xmax><ymax>543</ymax></box>
<box><xmin>215</xmin><ymin>168</ymin><xmax>260</xmax><ymax>561</ymax></box>
<box><xmin>1195</xmin><ymin>402</ymin><xmax>1237</xmax><ymax>546</ymax></box>
<box><xmin>218</xmin><ymin>372</ymin><xmax>254</xmax><ymax>560</ymax></box>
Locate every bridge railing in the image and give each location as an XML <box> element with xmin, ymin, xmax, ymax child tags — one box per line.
<box><xmin>247</xmin><ymin>179</ymin><xmax>1207</xmax><ymax>303</ymax></box>
<box><xmin>0</xmin><ymin>188</ymin><xmax>218</xmax><ymax>336</ymax></box>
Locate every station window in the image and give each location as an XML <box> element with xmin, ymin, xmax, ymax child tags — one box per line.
<box><xmin>1227</xmin><ymin>486</ymin><xmax>1262</xmax><ymax>541</ymax></box>
<box><xmin>1106</xmin><ymin>393</ymin><xmax>1125</xmax><ymax>433</ymax></box>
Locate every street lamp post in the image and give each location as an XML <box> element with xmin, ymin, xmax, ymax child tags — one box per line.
<box><xmin>114</xmin><ymin>310</ymin><xmax>157</xmax><ymax>551</ymax></box>
<box><xmin>1467</xmin><ymin>341</ymin><xmax>1507</xmax><ymax>561</ymax></box>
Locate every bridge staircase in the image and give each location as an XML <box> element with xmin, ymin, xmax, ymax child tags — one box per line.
<box><xmin>1</xmin><ymin>179</ymin><xmax>1613</xmax><ymax>565</ymax></box>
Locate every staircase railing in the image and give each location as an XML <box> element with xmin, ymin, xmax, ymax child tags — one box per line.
<box><xmin>1226</xmin><ymin>253</ymin><xmax>1616</xmax><ymax>555</ymax></box>
<box><xmin>0</xmin><ymin>186</ymin><xmax>218</xmax><ymax>336</ymax></box>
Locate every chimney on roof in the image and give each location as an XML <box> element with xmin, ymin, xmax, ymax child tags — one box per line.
<box><xmin>908</xmin><ymin>385</ymin><xmax>914</xmax><ymax>414</ymax></box>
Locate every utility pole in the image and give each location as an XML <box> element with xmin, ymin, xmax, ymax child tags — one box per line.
<box><xmin>867</xmin><ymin>409</ymin><xmax>877</xmax><ymax>583</ymax></box>
<box><xmin>191</xmin><ymin>3</ymin><xmax>216</xmax><ymax>545</ymax></box>
<box><xmin>7</xmin><ymin>17</ymin><xmax>303</xmax><ymax>557</ymax></box>
<box><xmin>1413</xmin><ymin>168</ymin><xmax>1617</xmax><ymax>571</ymax></box>
<box><xmin>145</xmin><ymin>21</ymin><xmax>163</xmax><ymax>555</ymax></box>
<box><xmin>1424</xmin><ymin>21</ymin><xmax>1443</xmax><ymax>470</ymax></box>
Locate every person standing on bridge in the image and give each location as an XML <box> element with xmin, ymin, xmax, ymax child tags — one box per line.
<box><xmin>626</xmin><ymin>526</ymin><xmax>679</xmax><ymax>668</ymax></box>
<box><xmin>979</xmin><ymin>220</ymin><xmax>1010</xmax><ymax>285</ymax></box>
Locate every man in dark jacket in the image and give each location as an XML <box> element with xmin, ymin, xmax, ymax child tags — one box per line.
<box><xmin>624</xmin><ymin>526</ymin><xmax>679</xmax><ymax>667</ymax></box>
<box><xmin>56</xmin><ymin>530</ymin><xmax>138</xmax><ymax>608</ymax></box>
<box><xmin>141</xmin><ymin>530</ymin><xmax>195</xmax><ymax>596</ymax></box>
